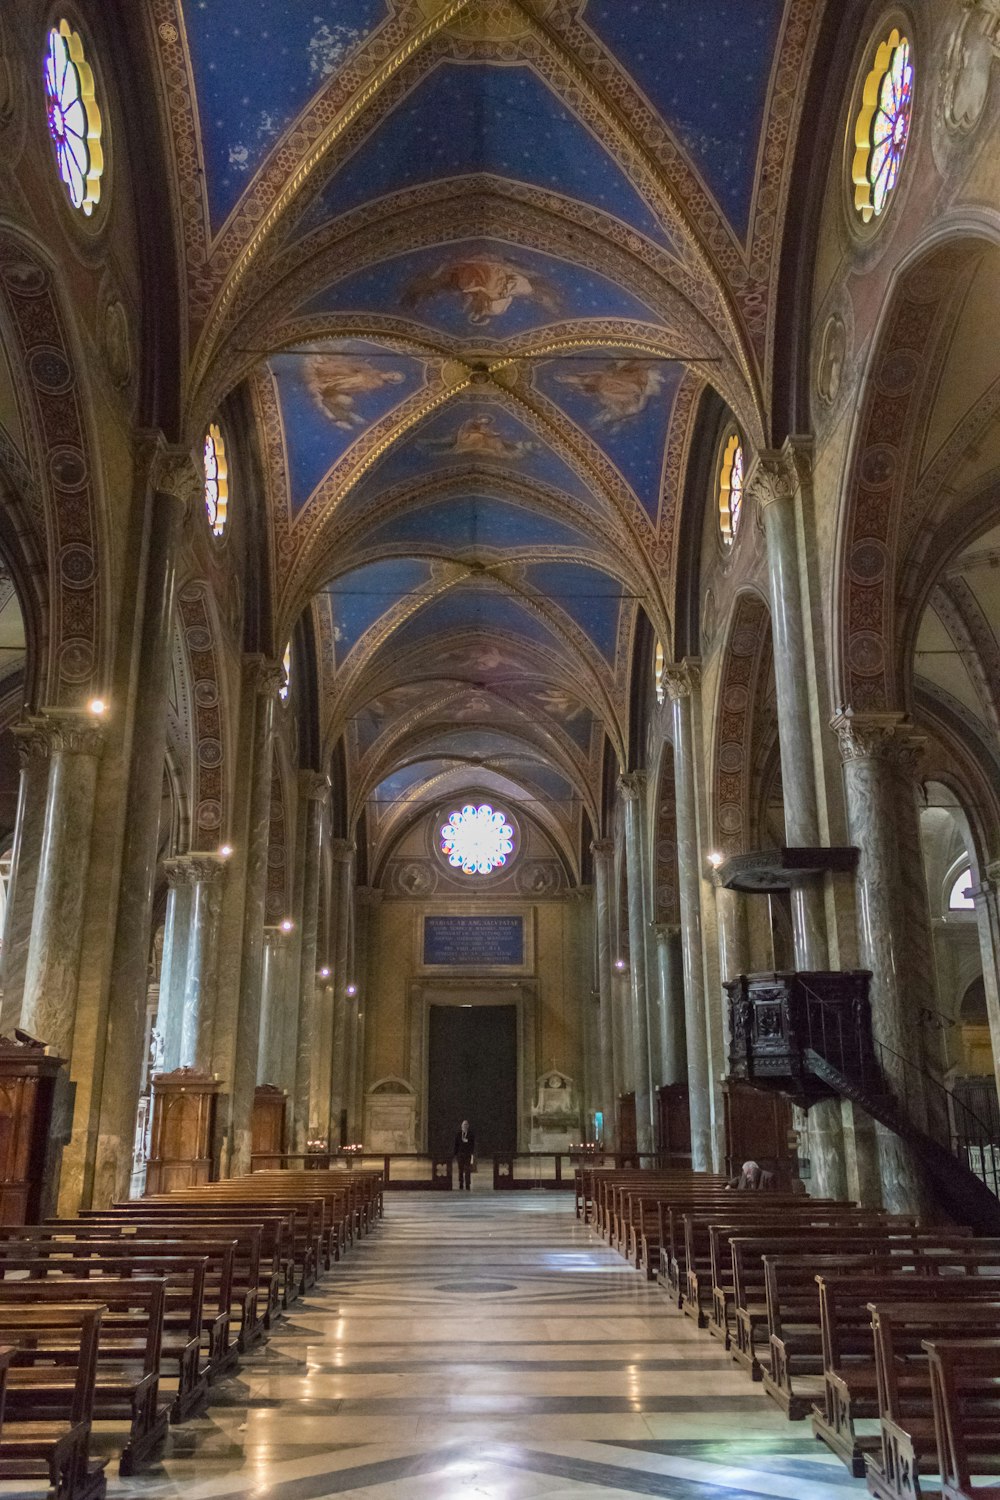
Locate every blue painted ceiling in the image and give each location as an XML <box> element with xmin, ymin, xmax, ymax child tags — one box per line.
<box><xmin>177</xmin><ymin>0</ymin><xmax>804</xmax><ymax>861</ymax></box>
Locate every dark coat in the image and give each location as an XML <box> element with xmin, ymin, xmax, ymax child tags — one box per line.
<box><xmin>453</xmin><ymin>1128</ymin><xmax>475</xmax><ymax>1158</ymax></box>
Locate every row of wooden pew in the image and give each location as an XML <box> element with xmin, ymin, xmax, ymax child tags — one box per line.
<box><xmin>0</xmin><ymin>1167</ymin><xmax>382</xmax><ymax>1500</ymax></box>
<box><xmin>576</xmin><ymin>1165</ymin><xmax>1000</xmax><ymax>1500</ymax></box>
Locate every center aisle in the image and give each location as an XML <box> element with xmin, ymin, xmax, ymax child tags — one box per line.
<box><xmin>126</xmin><ymin>1195</ymin><xmax>858</xmax><ymax>1499</ymax></box>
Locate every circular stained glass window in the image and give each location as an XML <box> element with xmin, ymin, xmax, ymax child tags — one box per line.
<box><xmin>853</xmin><ymin>29</ymin><xmax>913</xmax><ymax>224</ymax></box>
<box><xmin>43</xmin><ymin>20</ymin><xmax>104</xmax><ymax>216</ymax></box>
<box><xmin>440</xmin><ymin>803</ymin><xmax>515</xmax><ymax>875</ymax></box>
<box><xmin>654</xmin><ymin>640</ymin><xmax>665</xmax><ymax>705</ymax></box>
<box><xmin>719</xmin><ymin>432</ymin><xmax>744</xmax><ymax>545</ymax></box>
<box><xmin>279</xmin><ymin>642</ymin><xmax>291</xmax><ymax>702</ymax></box>
<box><xmin>203</xmin><ymin>423</ymin><xmax>229</xmax><ymax>537</ymax></box>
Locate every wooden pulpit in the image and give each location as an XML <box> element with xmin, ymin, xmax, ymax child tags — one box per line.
<box><xmin>251</xmin><ymin>1084</ymin><xmax>287</xmax><ymax>1169</ymax></box>
<box><xmin>146</xmin><ymin>1067</ymin><xmax>220</xmax><ymax>1193</ymax></box>
<box><xmin>0</xmin><ymin>1031</ymin><xmax>65</xmax><ymax>1224</ymax></box>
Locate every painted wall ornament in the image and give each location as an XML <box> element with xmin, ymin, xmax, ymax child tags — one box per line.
<box><xmin>417</xmin><ymin>414</ymin><xmax>538</xmax><ymax>460</ymax></box>
<box><xmin>816</xmin><ymin>313</ymin><xmax>847</xmax><ymax>406</ymax></box>
<box><xmin>305</xmin><ymin>352</ymin><xmax>406</xmax><ymax>429</ymax></box>
<box><xmin>554</xmin><ymin>359</ymin><xmax>665</xmax><ymax>429</ymax></box>
<box><xmin>941</xmin><ymin>2</ymin><xmax>996</xmax><ymax>135</ymax></box>
<box><xmin>401</xmin><ymin>253</ymin><xmax>561</xmax><ymax>324</ymax></box>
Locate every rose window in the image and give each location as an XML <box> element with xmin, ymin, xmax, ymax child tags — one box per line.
<box><xmin>719</xmin><ymin>432</ymin><xmax>744</xmax><ymax>545</ymax></box>
<box><xmin>440</xmin><ymin>804</ymin><xmax>515</xmax><ymax>875</ymax></box>
<box><xmin>853</xmin><ymin>30</ymin><xmax>913</xmax><ymax>223</ymax></box>
<box><xmin>203</xmin><ymin>424</ymin><xmax>229</xmax><ymax>537</ymax></box>
<box><xmin>44</xmin><ymin>21</ymin><xmax>104</xmax><ymax>216</ymax></box>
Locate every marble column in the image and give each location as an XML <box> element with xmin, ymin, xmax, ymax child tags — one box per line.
<box><xmin>831</xmin><ymin>710</ymin><xmax>933</xmax><ymax>1213</ymax></box>
<box><xmin>20</xmin><ymin>711</ymin><xmax>105</xmax><ymax>1057</ymax></box>
<box><xmin>94</xmin><ymin>449</ymin><xmax>191</xmax><ymax>1204</ymax></box>
<box><xmin>181</xmin><ymin>854</ymin><xmax>227</xmax><ymax>1070</ymax></box>
<box><xmin>157</xmin><ymin>858</ymin><xmax>196</xmax><ymax>1071</ymax></box>
<box><xmin>0</xmin><ymin>727</ymin><xmax>51</xmax><ymax>1033</ymax></box>
<box><xmin>591</xmin><ymin>839</ymin><xmax>617</xmax><ymax>1147</ymax></box>
<box><xmin>619</xmin><ymin>773</ymin><xmax>654</xmax><ymax>1155</ymax></box>
<box><xmin>663</xmin><ymin>662</ymin><xmax>713</xmax><ymax>1170</ymax></box>
<box><xmin>293</xmin><ymin>774</ymin><xmax>328</xmax><ymax>1151</ymax></box>
<box><xmin>228</xmin><ymin>659</ymin><xmax>283</xmax><ymax>1176</ymax></box>
<box><xmin>326</xmin><ymin>839</ymin><xmax>355</xmax><ymax>1146</ymax></box>
<box><xmin>749</xmin><ymin>444</ymin><xmax>848</xmax><ymax>1199</ymax></box>
<box><xmin>258</xmin><ymin>925</ymin><xmax>291</xmax><ymax>1086</ymax></box>
<box><xmin>353</xmin><ymin>887</ymin><xmax>381</xmax><ymax>1143</ymax></box>
<box><xmin>972</xmin><ymin>861</ymin><xmax>1000</xmax><ymax>1105</ymax></box>
<box><xmin>653</xmin><ymin>922</ymin><xmax>687</xmax><ymax>1086</ymax></box>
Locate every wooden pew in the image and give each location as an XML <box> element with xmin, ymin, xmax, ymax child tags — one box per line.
<box><xmin>0</xmin><ymin>1244</ymin><xmax>211</xmax><ymax>1419</ymax></box>
<box><xmin>0</xmin><ymin>1303</ymin><xmax>107</xmax><ymax>1500</ymax></box>
<box><xmin>0</xmin><ymin>1279</ymin><xmax>170</xmax><ymax>1476</ymax></box>
<box><xmin>925</xmin><ymin>1337</ymin><xmax>1000</xmax><ymax>1500</ymax></box>
<box><xmin>868</xmin><ymin>1307</ymin><xmax>1000</xmax><ymax>1499</ymax></box>
<box><xmin>811</xmin><ymin>1280</ymin><xmax>1000</xmax><ymax>1476</ymax></box>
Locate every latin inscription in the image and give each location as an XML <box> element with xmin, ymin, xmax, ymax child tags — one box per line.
<box><xmin>423</xmin><ymin>915</ymin><xmax>524</xmax><ymax>967</ymax></box>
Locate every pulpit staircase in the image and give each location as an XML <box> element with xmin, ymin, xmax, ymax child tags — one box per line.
<box><xmin>726</xmin><ymin>971</ymin><xmax>1000</xmax><ymax>1234</ymax></box>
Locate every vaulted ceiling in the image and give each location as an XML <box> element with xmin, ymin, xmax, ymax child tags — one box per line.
<box><xmin>156</xmin><ymin>0</ymin><xmax>825</xmax><ymax>875</ymax></box>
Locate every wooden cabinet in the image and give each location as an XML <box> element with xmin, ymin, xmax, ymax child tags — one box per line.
<box><xmin>657</xmin><ymin>1083</ymin><xmax>692</xmax><ymax>1167</ymax></box>
<box><xmin>146</xmin><ymin>1068</ymin><xmax>220</xmax><ymax>1193</ymax></box>
<box><xmin>250</xmin><ymin>1085</ymin><xmax>287</xmax><ymax>1169</ymax></box>
<box><xmin>0</xmin><ymin>1033</ymin><xmax>64</xmax><ymax>1224</ymax></box>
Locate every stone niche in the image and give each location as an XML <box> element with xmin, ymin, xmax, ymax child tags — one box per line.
<box><xmin>364</xmin><ymin>1077</ymin><xmax>417</xmax><ymax>1153</ymax></box>
<box><xmin>529</xmin><ymin>1069</ymin><xmax>580</xmax><ymax>1152</ymax></box>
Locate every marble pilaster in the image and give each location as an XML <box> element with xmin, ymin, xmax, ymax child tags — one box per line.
<box><xmin>353</xmin><ymin>886</ymin><xmax>381</xmax><ymax>1141</ymax></box>
<box><xmin>326</xmin><ymin>839</ymin><xmax>355</xmax><ymax>1145</ymax></box>
<box><xmin>663</xmin><ymin>662</ymin><xmax>713</xmax><ymax>1170</ymax></box>
<box><xmin>831</xmin><ymin>710</ymin><xmax>934</xmax><ymax>1213</ymax></box>
<box><xmin>0</xmin><ymin>727</ymin><xmax>52</xmax><ymax>1033</ymax></box>
<box><xmin>591</xmin><ymin>839</ymin><xmax>617</xmax><ymax>1146</ymax></box>
<box><xmin>293</xmin><ymin>773</ymin><xmax>328</xmax><ymax>1150</ymax></box>
<box><xmin>972</xmin><ymin>861</ymin><xmax>1000</xmax><ymax>1104</ymax></box>
<box><xmin>653</xmin><ymin>922</ymin><xmax>686</xmax><ymax>1086</ymax></box>
<box><xmin>181</xmin><ymin>855</ymin><xmax>227</xmax><ymax>1070</ymax></box>
<box><xmin>157</xmin><ymin>858</ymin><xmax>195</xmax><ymax>1071</ymax></box>
<box><xmin>94</xmin><ymin>449</ymin><xmax>192</xmax><ymax>1204</ymax></box>
<box><xmin>749</xmin><ymin>444</ymin><xmax>848</xmax><ymax>1199</ymax></box>
<box><xmin>228</xmin><ymin>658</ymin><xmax>283</xmax><ymax>1175</ymax></box>
<box><xmin>619</xmin><ymin>773</ymin><xmax>654</xmax><ymax>1154</ymax></box>
<box><xmin>259</xmin><ymin>925</ymin><xmax>292</xmax><ymax>1086</ymax></box>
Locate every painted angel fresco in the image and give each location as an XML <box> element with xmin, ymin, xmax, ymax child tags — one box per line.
<box><xmin>305</xmin><ymin>353</ymin><xmax>405</xmax><ymax>430</ymax></box>
<box><xmin>418</xmin><ymin>414</ymin><xmax>537</xmax><ymax>461</ymax></box>
<box><xmin>556</xmin><ymin>359</ymin><xmax>665</xmax><ymax>429</ymax></box>
<box><xmin>400</xmin><ymin>255</ymin><xmax>561</xmax><ymax>324</ymax></box>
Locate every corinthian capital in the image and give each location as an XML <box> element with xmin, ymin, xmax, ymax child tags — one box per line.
<box><xmin>301</xmin><ymin>771</ymin><xmax>331</xmax><ymax>803</ymax></box>
<box><xmin>590</xmin><ymin>837</ymin><xmax>615</xmax><ymax>859</ymax></box>
<box><xmin>137</xmin><ymin>432</ymin><xmax>201</xmax><ymax>510</ymax></box>
<box><xmin>245</xmin><ymin>656</ymin><xmax>285</xmax><ymax>699</ymax></box>
<box><xmin>830</xmin><ymin>709</ymin><xmax>924</xmax><ymax>772</ymax></box>
<box><xmin>330</xmin><ymin>837</ymin><xmax>355</xmax><ymax>862</ymax></box>
<box><xmin>660</xmin><ymin>659</ymin><xmax>701</xmax><ymax>700</ymax></box>
<box><xmin>617</xmin><ymin>771</ymin><xmax>647</xmax><ymax>802</ymax></box>
<box><xmin>746</xmin><ymin>437</ymin><xmax>812</xmax><ymax>512</ymax></box>
<box><xmin>16</xmin><ymin>709</ymin><xmax>106</xmax><ymax>759</ymax></box>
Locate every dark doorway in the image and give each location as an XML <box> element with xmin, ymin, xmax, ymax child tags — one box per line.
<box><xmin>427</xmin><ymin>1004</ymin><xmax>517</xmax><ymax>1158</ymax></box>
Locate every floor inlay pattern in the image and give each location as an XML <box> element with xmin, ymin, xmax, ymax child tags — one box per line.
<box><xmin>113</xmin><ymin>1195</ymin><xmax>863</xmax><ymax>1499</ymax></box>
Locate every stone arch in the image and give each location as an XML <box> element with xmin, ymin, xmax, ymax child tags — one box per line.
<box><xmin>712</xmin><ymin>590</ymin><xmax>773</xmax><ymax>858</ymax></box>
<box><xmin>175</xmin><ymin>580</ymin><xmax>230</xmax><ymax>849</ymax></box>
<box><xmin>0</xmin><ymin>225</ymin><xmax>108</xmax><ymax>702</ymax></box>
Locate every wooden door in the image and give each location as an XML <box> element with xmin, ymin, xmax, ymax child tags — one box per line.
<box><xmin>723</xmin><ymin>1080</ymin><xmax>797</xmax><ymax>1188</ymax></box>
<box><xmin>657</xmin><ymin>1083</ymin><xmax>691</xmax><ymax>1166</ymax></box>
<box><xmin>617</xmin><ymin>1092</ymin><xmax>637</xmax><ymax>1165</ymax></box>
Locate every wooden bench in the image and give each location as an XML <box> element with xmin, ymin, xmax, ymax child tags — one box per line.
<box><xmin>864</xmin><ymin>1306</ymin><xmax>1000</xmax><ymax>1499</ymax></box>
<box><xmin>0</xmin><ymin>1302</ymin><xmax>107</xmax><ymax>1500</ymax></box>
<box><xmin>0</xmin><ymin>1279</ymin><xmax>169</xmax><ymax>1476</ymax></box>
<box><xmin>925</xmin><ymin>1337</ymin><xmax>1000</xmax><ymax>1500</ymax></box>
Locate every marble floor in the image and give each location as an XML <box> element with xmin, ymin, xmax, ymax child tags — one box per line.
<box><xmin>109</xmin><ymin>1194</ymin><xmax>864</xmax><ymax>1500</ymax></box>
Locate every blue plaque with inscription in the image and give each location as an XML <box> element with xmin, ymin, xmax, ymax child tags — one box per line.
<box><xmin>423</xmin><ymin>915</ymin><xmax>524</xmax><ymax>967</ymax></box>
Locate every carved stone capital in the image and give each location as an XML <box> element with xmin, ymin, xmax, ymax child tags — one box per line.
<box><xmin>330</xmin><ymin>838</ymin><xmax>355</xmax><ymax>862</ymax></box>
<box><xmin>590</xmin><ymin>837</ymin><xmax>615</xmax><ymax>859</ymax></box>
<box><xmin>830</xmin><ymin>710</ymin><xmax>924</xmax><ymax>772</ymax></box>
<box><xmin>356</xmin><ymin>884</ymin><xmax>383</xmax><ymax>909</ymax></box>
<box><xmin>163</xmin><ymin>851</ymin><xmax>227</xmax><ymax>887</ymax></box>
<box><xmin>300</xmin><ymin>771</ymin><xmax>330</xmax><ymax>803</ymax></box>
<box><xmin>18</xmin><ymin>710</ymin><xmax>107</xmax><ymax>759</ymax></box>
<box><xmin>245</xmin><ymin>656</ymin><xmax>285</xmax><ymax>699</ymax></box>
<box><xmin>137</xmin><ymin>432</ymin><xmax>201</xmax><ymax>510</ymax></box>
<box><xmin>263</xmin><ymin>924</ymin><xmax>292</xmax><ymax>950</ymax></box>
<box><xmin>617</xmin><ymin>771</ymin><xmax>647</xmax><ymax>802</ymax></box>
<box><xmin>653</xmin><ymin>921</ymin><xmax>682</xmax><ymax>941</ymax></box>
<box><xmin>745</xmin><ymin>438</ymin><xmax>812</xmax><ymax>512</ymax></box>
<box><xmin>661</xmin><ymin>659</ymin><xmax>701</xmax><ymax>701</ymax></box>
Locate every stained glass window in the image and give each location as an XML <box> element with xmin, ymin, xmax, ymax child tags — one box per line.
<box><xmin>719</xmin><ymin>432</ymin><xmax>744</xmax><ymax>545</ymax></box>
<box><xmin>440</xmin><ymin>803</ymin><xmax>514</xmax><ymax>875</ymax></box>
<box><xmin>203</xmin><ymin>424</ymin><xmax>229</xmax><ymax>537</ymax></box>
<box><xmin>853</xmin><ymin>30</ymin><xmax>913</xmax><ymax>223</ymax></box>
<box><xmin>948</xmin><ymin>868</ymin><xmax>975</xmax><ymax>911</ymax></box>
<box><xmin>279</xmin><ymin>643</ymin><xmax>291</xmax><ymax>702</ymax></box>
<box><xmin>44</xmin><ymin>21</ymin><xmax>104</xmax><ymax>216</ymax></box>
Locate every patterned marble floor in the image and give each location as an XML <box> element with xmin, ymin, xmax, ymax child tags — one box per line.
<box><xmin>110</xmin><ymin>1194</ymin><xmax>864</xmax><ymax>1500</ymax></box>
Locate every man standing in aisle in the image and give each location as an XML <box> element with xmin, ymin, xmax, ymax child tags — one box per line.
<box><xmin>453</xmin><ymin>1118</ymin><xmax>476</xmax><ymax>1190</ymax></box>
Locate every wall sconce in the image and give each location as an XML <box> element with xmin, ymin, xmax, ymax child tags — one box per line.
<box><xmin>280</xmin><ymin>918</ymin><xmax>294</xmax><ymax>933</ymax></box>
<box><xmin>707</xmin><ymin>851</ymin><xmax>724</xmax><ymax>869</ymax></box>
<box><xmin>346</xmin><ymin>983</ymin><xmax>358</xmax><ymax>997</ymax></box>
<box><xmin>318</xmin><ymin>966</ymin><xmax>331</xmax><ymax>979</ymax></box>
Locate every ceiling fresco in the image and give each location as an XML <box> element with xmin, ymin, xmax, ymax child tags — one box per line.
<box><xmin>162</xmin><ymin>0</ymin><xmax>825</xmax><ymax>879</ymax></box>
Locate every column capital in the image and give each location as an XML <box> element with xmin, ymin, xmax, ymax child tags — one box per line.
<box><xmin>330</xmin><ymin>837</ymin><xmax>355</xmax><ymax>862</ymax></box>
<box><xmin>14</xmin><ymin>709</ymin><xmax>106</xmax><ymax>760</ymax></box>
<box><xmin>163</xmin><ymin>851</ymin><xmax>228</xmax><ymax>887</ymax></box>
<box><xmin>653</xmin><ymin>921</ymin><xmax>682</xmax><ymax>940</ymax></box>
<box><xmin>356</xmin><ymin>884</ymin><xmax>383</xmax><ymax>909</ymax></box>
<box><xmin>300</xmin><ymin>771</ymin><xmax>330</xmax><ymax>803</ymax></box>
<box><xmin>661</xmin><ymin>659</ymin><xmax>701</xmax><ymax>700</ymax></box>
<box><xmin>590</xmin><ymin>837</ymin><xmax>615</xmax><ymax>859</ymax></box>
<box><xmin>617</xmin><ymin>770</ymin><xmax>647</xmax><ymax>802</ymax></box>
<box><xmin>745</xmin><ymin>436</ymin><xmax>813</xmax><ymax>511</ymax></box>
<box><xmin>830</xmin><ymin>709</ymin><xmax>924</xmax><ymax>770</ymax></box>
<box><xmin>263</xmin><ymin>924</ymin><xmax>292</xmax><ymax>951</ymax></box>
<box><xmin>245</xmin><ymin>654</ymin><xmax>285</xmax><ymax>699</ymax></box>
<box><xmin>137</xmin><ymin>431</ymin><xmax>201</xmax><ymax>511</ymax></box>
